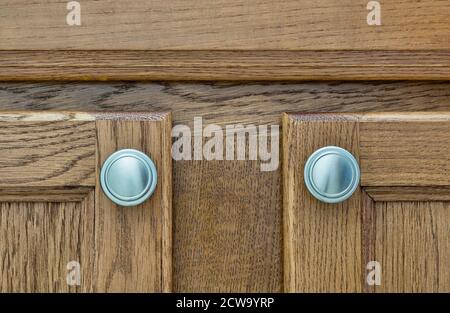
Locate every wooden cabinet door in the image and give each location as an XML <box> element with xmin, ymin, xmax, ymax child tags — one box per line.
<box><xmin>283</xmin><ymin>112</ymin><xmax>450</xmax><ymax>292</ymax></box>
<box><xmin>0</xmin><ymin>112</ymin><xmax>172</xmax><ymax>292</ymax></box>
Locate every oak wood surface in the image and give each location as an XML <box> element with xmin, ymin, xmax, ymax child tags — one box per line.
<box><xmin>0</xmin><ymin>111</ymin><xmax>172</xmax><ymax>292</ymax></box>
<box><xmin>360</xmin><ymin>114</ymin><xmax>450</xmax><ymax>186</ymax></box>
<box><xmin>0</xmin><ymin>81</ymin><xmax>449</xmax><ymax>292</ymax></box>
<box><xmin>1</xmin><ymin>82</ymin><xmax>449</xmax><ymax>127</ymax></box>
<box><xmin>0</xmin><ymin>117</ymin><xmax>96</xmax><ymax>187</ymax></box>
<box><xmin>371</xmin><ymin>201</ymin><xmax>450</xmax><ymax>292</ymax></box>
<box><xmin>283</xmin><ymin>113</ymin><xmax>362</xmax><ymax>292</ymax></box>
<box><xmin>365</xmin><ymin>186</ymin><xmax>450</xmax><ymax>202</ymax></box>
<box><xmin>287</xmin><ymin>112</ymin><xmax>450</xmax><ymax>187</ymax></box>
<box><xmin>1</xmin><ymin>1</ymin><xmax>448</xmax><ymax>50</ymax></box>
<box><xmin>94</xmin><ymin>114</ymin><xmax>172</xmax><ymax>292</ymax></box>
<box><xmin>0</xmin><ymin>186</ymin><xmax>91</xmax><ymax>202</ymax></box>
<box><xmin>286</xmin><ymin>112</ymin><xmax>450</xmax><ymax>292</ymax></box>
<box><xmin>0</xmin><ymin>193</ymin><xmax>95</xmax><ymax>292</ymax></box>
<box><xmin>1</xmin><ymin>50</ymin><xmax>449</xmax><ymax>81</ymax></box>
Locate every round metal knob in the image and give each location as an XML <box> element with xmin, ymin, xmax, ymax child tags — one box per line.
<box><xmin>100</xmin><ymin>149</ymin><xmax>157</xmax><ymax>206</ymax></box>
<box><xmin>304</xmin><ymin>146</ymin><xmax>360</xmax><ymax>203</ymax></box>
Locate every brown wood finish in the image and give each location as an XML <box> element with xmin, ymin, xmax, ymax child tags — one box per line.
<box><xmin>360</xmin><ymin>113</ymin><xmax>450</xmax><ymax>186</ymax></box>
<box><xmin>365</xmin><ymin>186</ymin><xmax>450</xmax><ymax>202</ymax></box>
<box><xmin>283</xmin><ymin>113</ymin><xmax>362</xmax><ymax>292</ymax></box>
<box><xmin>0</xmin><ymin>187</ymin><xmax>92</xmax><ymax>202</ymax></box>
<box><xmin>0</xmin><ymin>193</ymin><xmax>95</xmax><ymax>292</ymax></box>
<box><xmin>284</xmin><ymin>112</ymin><xmax>450</xmax><ymax>292</ymax></box>
<box><xmin>0</xmin><ymin>114</ymin><xmax>96</xmax><ymax>187</ymax></box>
<box><xmin>371</xmin><ymin>200</ymin><xmax>450</xmax><ymax>292</ymax></box>
<box><xmin>1</xmin><ymin>50</ymin><xmax>449</xmax><ymax>81</ymax></box>
<box><xmin>0</xmin><ymin>82</ymin><xmax>450</xmax><ymax>292</ymax></box>
<box><xmin>0</xmin><ymin>112</ymin><xmax>172</xmax><ymax>292</ymax></box>
<box><xmin>95</xmin><ymin>116</ymin><xmax>172</xmax><ymax>292</ymax></box>
<box><xmin>1</xmin><ymin>82</ymin><xmax>449</xmax><ymax>127</ymax></box>
<box><xmin>1</xmin><ymin>0</ymin><xmax>449</xmax><ymax>295</ymax></box>
<box><xmin>1</xmin><ymin>1</ymin><xmax>449</xmax><ymax>50</ymax></box>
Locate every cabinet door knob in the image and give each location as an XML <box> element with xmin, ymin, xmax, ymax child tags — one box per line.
<box><xmin>304</xmin><ymin>146</ymin><xmax>359</xmax><ymax>203</ymax></box>
<box><xmin>100</xmin><ymin>149</ymin><xmax>157</xmax><ymax>206</ymax></box>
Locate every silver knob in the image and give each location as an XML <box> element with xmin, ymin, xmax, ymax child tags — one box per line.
<box><xmin>100</xmin><ymin>149</ymin><xmax>157</xmax><ymax>206</ymax></box>
<box><xmin>304</xmin><ymin>146</ymin><xmax>360</xmax><ymax>203</ymax></box>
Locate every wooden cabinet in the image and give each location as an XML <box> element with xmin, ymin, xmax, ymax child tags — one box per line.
<box><xmin>0</xmin><ymin>112</ymin><xmax>172</xmax><ymax>292</ymax></box>
<box><xmin>0</xmin><ymin>0</ymin><xmax>449</xmax><ymax>293</ymax></box>
<box><xmin>0</xmin><ymin>83</ymin><xmax>450</xmax><ymax>292</ymax></box>
<box><xmin>283</xmin><ymin>113</ymin><xmax>450</xmax><ymax>292</ymax></box>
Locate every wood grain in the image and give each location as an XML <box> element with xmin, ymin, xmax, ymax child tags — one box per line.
<box><xmin>0</xmin><ymin>1</ymin><xmax>449</xmax><ymax>50</ymax></box>
<box><xmin>0</xmin><ymin>192</ymin><xmax>95</xmax><ymax>292</ymax></box>
<box><xmin>0</xmin><ymin>111</ymin><xmax>172</xmax><ymax>292</ymax></box>
<box><xmin>94</xmin><ymin>113</ymin><xmax>172</xmax><ymax>292</ymax></box>
<box><xmin>360</xmin><ymin>114</ymin><xmax>450</xmax><ymax>186</ymax></box>
<box><xmin>1</xmin><ymin>50</ymin><xmax>449</xmax><ymax>81</ymax></box>
<box><xmin>1</xmin><ymin>82</ymin><xmax>449</xmax><ymax>127</ymax></box>
<box><xmin>361</xmin><ymin>190</ymin><xmax>376</xmax><ymax>293</ymax></box>
<box><xmin>289</xmin><ymin>113</ymin><xmax>450</xmax><ymax>292</ymax></box>
<box><xmin>283</xmin><ymin>113</ymin><xmax>362</xmax><ymax>292</ymax></box>
<box><xmin>372</xmin><ymin>201</ymin><xmax>450</xmax><ymax>292</ymax></box>
<box><xmin>293</xmin><ymin>112</ymin><xmax>450</xmax><ymax>187</ymax></box>
<box><xmin>365</xmin><ymin>186</ymin><xmax>450</xmax><ymax>202</ymax></box>
<box><xmin>0</xmin><ymin>186</ymin><xmax>91</xmax><ymax>202</ymax></box>
<box><xmin>173</xmin><ymin>159</ymin><xmax>281</xmax><ymax>292</ymax></box>
<box><xmin>0</xmin><ymin>81</ymin><xmax>449</xmax><ymax>292</ymax></box>
<box><xmin>0</xmin><ymin>116</ymin><xmax>96</xmax><ymax>187</ymax></box>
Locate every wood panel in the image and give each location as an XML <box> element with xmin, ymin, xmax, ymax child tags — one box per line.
<box><xmin>0</xmin><ymin>82</ymin><xmax>449</xmax><ymax>292</ymax></box>
<box><xmin>94</xmin><ymin>113</ymin><xmax>172</xmax><ymax>292</ymax></box>
<box><xmin>0</xmin><ymin>113</ymin><xmax>96</xmax><ymax>187</ymax></box>
<box><xmin>173</xmin><ymin>159</ymin><xmax>281</xmax><ymax>292</ymax></box>
<box><xmin>370</xmin><ymin>201</ymin><xmax>450</xmax><ymax>292</ymax></box>
<box><xmin>360</xmin><ymin>113</ymin><xmax>450</xmax><ymax>186</ymax></box>
<box><xmin>0</xmin><ymin>1</ymin><xmax>449</xmax><ymax>50</ymax></box>
<box><xmin>0</xmin><ymin>111</ymin><xmax>172</xmax><ymax>292</ymax></box>
<box><xmin>0</xmin><ymin>192</ymin><xmax>95</xmax><ymax>292</ymax></box>
<box><xmin>1</xmin><ymin>82</ymin><xmax>449</xmax><ymax>127</ymax></box>
<box><xmin>1</xmin><ymin>51</ymin><xmax>449</xmax><ymax>81</ymax></box>
<box><xmin>283</xmin><ymin>113</ymin><xmax>362</xmax><ymax>292</ymax></box>
<box><xmin>288</xmin><ymin>113</ymin><xmax>450</xmax><ymax>292</ymax></box>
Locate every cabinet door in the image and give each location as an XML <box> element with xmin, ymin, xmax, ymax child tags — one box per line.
<box><xmin>283</xmin><ymin>112</ymin><xmax>450</xmax><ymax>292</ymax></box>
<box><xmin>0</xmin><ymin>112</ymin><xmax>172</xmax><ymax>292</ymax></box>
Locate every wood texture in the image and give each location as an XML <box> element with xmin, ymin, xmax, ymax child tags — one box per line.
<box><xmin>360</xmin><ymin>113</ymin><xmax>450</xmax><ymax>186</ymax></box>
<box><xmin>289</xmin><ymin>112</ymin><xmax>450</xmax><ymax>187</ymax></box>
<box><xmin>287</xmin><ymin>112</ymin><xmax>450</xmax><ymax>292</ymax></box>
<box><xmin>0</xmin><ymin>115</ymin><xmax>95</xmax><ymax>187</ymax></box>
<box><xmin>94</xmin><ymin>113</ymin><xmax>172</xmax><ymax>292</ymax></box>
<box><xmin>1</xmin><ymin>82</ymin><xmax>449</xmax><ymax>127</ymax></box>
<box><xmin>283</xmin><ymin>113</ymin><xmax>362</xmax><ymax>292</ymax></box>
<box><xmin>0</xmin><ymin>111</ymin><xmax>172</xmax><ymax>292</ymax></box>
<box><xmin>0</xmin><ymin>1</ymin><xmax>449</xmax><ymax>50</ymax></box>
<box><xmin>0</xmin><ymin>192</ymin><xmax>95</xmax><ymax>292</ymax></box>
<box><xmin>361</xmin><ymin>190</ymin><xmax>376</xmax><ymax>293</ymax></box>
<box><xmin>0</xmin><ymin>81</ymin><xmax>449</xmax><ymax>292</ymax></box>
<box><xmin>365</xmin><ymin>186</ymin><xmax>450</xmax><ymax>202</ymax></box>
<box><xmin>0</xmin><ymin>186</ymin><xmax>91</xmax><ymax>202</ymax></box>
<box><xmin>1</xmin><ymin>50</ymin><xmax>449</xmax><ymax>81</ymax></box>
<box><xmin>371</xmin><ymin>201</ymin><xmax>450</xmax><ymax>292</ymax></box>
<box><xmin>173</xmin><ymin>159</ymin><xmax>281</xmax><ymax>292</ymax></box>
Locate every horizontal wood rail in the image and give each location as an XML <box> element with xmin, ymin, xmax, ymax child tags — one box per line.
<box><xmin>0</xmin><ymin>50</ymin><xmax>449</xmax><ymax>81</ymax></box>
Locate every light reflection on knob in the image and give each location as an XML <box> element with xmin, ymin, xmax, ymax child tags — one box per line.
<box><xmin>100</xmin><ymin>149</ymin><xmax>157</xmax><ymax>206</ymax></box>
<box><xmin>304</xmin><ymin>146</ymin><xmax>359</xmax><ymax>203</ymax></box>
